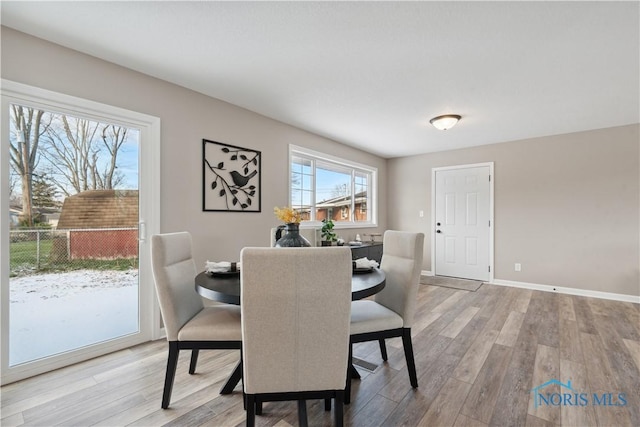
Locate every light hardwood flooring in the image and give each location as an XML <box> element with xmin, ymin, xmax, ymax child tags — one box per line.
<box><xmin>2</xmin><ymin>284</ymin><xmax>639</xmax><ymax>426</ymax></box>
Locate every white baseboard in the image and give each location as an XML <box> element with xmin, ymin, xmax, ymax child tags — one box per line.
<box><xmin>491</xmin><ymin>279</ymin><xmax>640</xmax><ymax>304</ymax></box>
<box><xmin>420</xmin><ymin>271</ymin><xmax>638</xmax><ymax>303</ymax></box>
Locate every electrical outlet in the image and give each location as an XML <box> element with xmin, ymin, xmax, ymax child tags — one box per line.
<box><xmin>515</xmin><ymin>263</ymin><xmax>521</xmax><ymax>272</ymax></box>
<box><xmin>419</xmin><ymin>210</ymin><xmax>424</xmax><ymax>218</ymax></box>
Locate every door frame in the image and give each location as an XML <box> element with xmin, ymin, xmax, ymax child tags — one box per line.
<box><xmin>431</xmin><ymin>162</ymin><xmax>494</xmax><ymax>282</ymax></box>
<box><xmin>1</xmin><ymin>80</ymin><xmax>161</xmax><ymax>384</ymax></box>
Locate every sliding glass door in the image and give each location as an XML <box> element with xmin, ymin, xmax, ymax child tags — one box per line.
<box><xmin>1</xmin><ymin>81</ymin><xmax>160</xmax><ymax>384</ymax></box>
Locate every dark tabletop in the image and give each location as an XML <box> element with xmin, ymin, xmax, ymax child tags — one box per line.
<box><xmin>195</xmin><ymin>268</ymin><xmax>386</xmax><ymax>305</ymax></box>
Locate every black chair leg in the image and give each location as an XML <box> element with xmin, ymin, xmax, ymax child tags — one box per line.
<box><xmin>325</xmin><ymin>398</ymin><xmax>331</xmax><ymax>411</ymax></box>
<box><xmin>256</xmin><ymin>401</ymin><xmax>263</xmax><ymax>415</ymax></box>
<box><xmin>220</xmin><ymin>359</ymin><xmax>243</xmax><ymax>394</ymax></box>
<box><xmin>161</xmin><ymin>342</ymin><xmax>179</xmax><ymax>409</ymax></box>
<box><xmin>298</xmin><ymin>400</ymin><xmax>308</xmax><ymax>427</ymax></box>
<box><xmin>189</xmin><ymin>349</ymin><xmax>199</xmax><ymax>374</ymax></box>
<box><xmin>345</xmin><ymin>342</ymin><xmax>353</xmax><ymax>404</ymax></box>
<box><xmin>246</xmin><ymin>395</ymin><xmax>256</xmax><ymax>427</ymax></box>
<box><xmin>335</xmin><ymin>392</ymin><xmax>344</xmax><ymax>427</ymax></box>
<box><xmin>379</xmin><ymin>339</ymin><xmax>388</xmax><ymax>361</ymax></box>
<box><xmin>349</xmin><ymin>363</ymin><xmax>361</xmax><ymax>379</ymax></box>
<box><xmin>401</xmin><ymin>328</ymin><xmax>418</xmax><ymax>388</ymax></box>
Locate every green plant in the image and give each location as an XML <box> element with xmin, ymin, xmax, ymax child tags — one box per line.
<box><xmin>321</xmin><ymin>218</ymin><xmax>337</xmax><ymax>242</ymax></box>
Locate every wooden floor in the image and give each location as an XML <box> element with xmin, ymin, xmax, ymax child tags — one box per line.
<box><xmin>2</xmin><ymin>284</ymin><xmax>639</xmax><ymax>426</ymax></box>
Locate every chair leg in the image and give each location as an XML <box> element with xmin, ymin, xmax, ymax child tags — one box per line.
<box><xmin>189</xmin><ymin>349</ymin><xmax>199</xmax><ymax>374</ymax></box>
<box><xmin>349</xmin><ymin>340</ymin><xmax>360</xmax><ymax>380</ymax></box>
<box><xmin>401</xmin><ymin>328</ymin><xmax>418</xmax><ymax>388</ymax></box>
<box><xmin>379</xmin><ymin>339</ymin><xmax>388</xmax><ymax>361</ymax></box>
<box><xmin>246</xmin><ymin>395</ymin><xmax>256</xmax><ymax>427</ymax></box>
<box><xmin>334</xmin><ymin>391</ymin><xmax>344</xmax><ymax>427</ymax></box>
<box><xmin>220</xmin><ymin>359</ymin><xmax>243</xmax><ymax>394</ymax></box>
<box><xmin>256</xmin><ymin>400</ymin><xmax>262</xmax><ymax>415</ymax></box>
<box><xmin>349</xmin><ymin>363</ymin><xmax>361</xmax><ymax>379</ymax></box>
<box><xmin>161</xmin><ymin>342</ymin><xmax>179</xmax><ymax>409</ymax></box>
<box><xmin>325</xmin><ymin>398</ymin><xmax>331</xmax><ymax>411</ymax></box>
<box><xmin>345</xmin><ymin>341</ymin><xmax>353</xmax><ymax>404</ymax></box>
<box><xmin>298</xmin><ymin>400</ymin><xmax>308</xmax><ymax>427</ymax></box>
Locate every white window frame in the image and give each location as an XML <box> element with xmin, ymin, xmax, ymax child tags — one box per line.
<box><xmin>0</xmin><ymin>80</ymin><xmax>161</xmax><ymax>385</ymax></box>
<box><xmin>288</xmin><ymin>145</ymin><xmax>377</xmax><ymax>229</ymax></box>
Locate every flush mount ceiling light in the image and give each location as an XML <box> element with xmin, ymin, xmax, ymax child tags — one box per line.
<box><xmin>429</xmin><ymin>114</ymin><xmax>461</xmax><ymax>131</ymax></box>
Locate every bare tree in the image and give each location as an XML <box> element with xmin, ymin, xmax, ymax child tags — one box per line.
<box><xmin>42</xmin><ymin>115</ymin><xmax>125</xmax><ymax>190</ymax></box>
<box><xmin>8</xmin><ymin>170</ymin><xmax>18</xmax><ymax>200</ymax></box>
<box><xmin>331</xmin><ymin>183</ymin><xmax>349</xmax><ymax>198</ymax></box>
<box><xmin>9</xmin><ymin>107</ymin><xmax>131</xmax><ymax>224</ymax></box>
<box><xmin>42</xmin><ymin>115</ymin><xmax>100</xmax><ymax>196</ymax></box>
<box><xmin>42</xmin><ymin>115</ymin><xmax>129</xmax><ymax>196</ymax></box>
<box><xmin>94</xmin><ymin>124</ymin><xmax>127</xmax><ymax>190</ymax></box>
<box><xmin>9</xmin><ymin>105</ymin><xmax>47</xmax><ymax>226</ymax></box>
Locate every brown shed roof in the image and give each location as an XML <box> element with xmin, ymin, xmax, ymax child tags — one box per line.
<box><xmin>57</xmin><ymin>190</ymin><xmax>138</xmax><ymax>229</ymax></box>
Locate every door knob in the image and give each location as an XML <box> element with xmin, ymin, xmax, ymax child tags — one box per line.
<box><xmin>436</xmin><ymin>230</ymin><xmax>442</xmax><ymax>233</ymax></box>
<box><xmin>436</xmin><ymin>222</ymin><xmax>441</xmax><ymax>226</ymax></box>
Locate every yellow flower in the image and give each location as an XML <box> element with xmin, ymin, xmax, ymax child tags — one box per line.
<box><xmin>274</xmin><ymin>206</ymin><xmax>302</xmax><ymax>224</ymax></box>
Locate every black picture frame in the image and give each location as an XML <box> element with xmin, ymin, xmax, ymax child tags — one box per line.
<box><xmin>202</xmin><ymin>139</ymin><xmax>261</xmax><ymax>212</ymax></box>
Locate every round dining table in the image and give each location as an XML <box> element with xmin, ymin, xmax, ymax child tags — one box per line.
<box><xmin>195</xmin><ymin>267</ymin><xmax>386</xmax><ymax>304</ymax></box>
<box><xmin>194</xmin><ymin>267</ymin><xmax>386</xmax><ymax>395</ymax></box>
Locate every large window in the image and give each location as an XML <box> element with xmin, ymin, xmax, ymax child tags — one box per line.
<box><xmin>289</xmin><ymin>145</ymin><xmax>377</xmax><ymax>227</ymax></box>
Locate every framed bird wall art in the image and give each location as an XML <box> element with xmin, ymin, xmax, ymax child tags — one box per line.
<box><xmin>202</xmin><ymin>139</ymin><xmax>261</xmax><ymax>212</ymax></box>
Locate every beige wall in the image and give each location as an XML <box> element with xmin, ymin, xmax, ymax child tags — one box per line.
<box><xmin>389</xmin><ymin>125</ymin><xmax>640</xmax><ymax>296</ymax></box>
<box><xmin>3</xmin><ymin>27</ymin><xmax>638</xmax><ymax>297</ymax></box>
<box><xmin>1</xmin><ymin>27</ymin><xmax>388</xmax><ymax>267</ymax></box>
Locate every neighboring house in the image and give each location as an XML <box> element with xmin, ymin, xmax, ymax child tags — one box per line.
<box><xmin>316</xmin><ymin>191</ymin><xmax>368</xmax><ymax>222</ymax></box>
<box><xmin>9</xmin><ymin>207</ymin><xmax>21</xmax><ymax>228</ymax></box>
<box><xmin>35</xmin><ymin>207</ymin><xmax>61</xmax><ymax>228</ymax></box>
<box><xmin>56</xmin><ymin>190</ymin><xmax>139</xmax><ymax>260</ymax></box>
<box><xmin>8</xmin><ymin>206</ymin><xmax>60</xmax><ymax>228</ymax></box>
<box><xmin>43</xmin><ymin>212</ymin><xmax>60</xmax><ymax>228</ymax></box>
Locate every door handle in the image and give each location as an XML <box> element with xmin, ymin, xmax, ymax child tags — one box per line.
<box><xmin>138</xmin><ymin>221</ymin><xmax>146</xmax><ymax>242</ymax></box>
<box><xmin>436</xmin><ymin>230</ymin><xmax>442</xmax><ymax>233</ymax></box>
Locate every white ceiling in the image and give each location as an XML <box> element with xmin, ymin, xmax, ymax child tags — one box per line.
<box><xmin>2</xmin><ymin>1</ymin><xmax>638</xmax><ymax>158</ymax></box>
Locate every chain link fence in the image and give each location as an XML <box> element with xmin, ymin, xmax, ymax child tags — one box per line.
<box><xmin>9</xmin><ymin>227</ymin><xmax>139</xmax><ymax>277</ymax></box>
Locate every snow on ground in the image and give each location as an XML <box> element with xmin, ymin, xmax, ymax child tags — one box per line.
<box><xmin>9</xmin><ymin>269</ymin><xmax>139</xmax><ymax>365</ymax></box>
<box><xmin>10</xmin><ymin>269</ymin><xmax>138</xmax><ymax>302</ymax></box>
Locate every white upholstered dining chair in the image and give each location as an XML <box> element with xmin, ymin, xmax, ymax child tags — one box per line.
<box><xmin>347</xmin><ymin>230</ymin><xmax>424</xmax><ymax>403</ymax></box>
<box><xmin>240</xmin><ymin>247</ymin><xmax>352</xmax><ymax>427</ymax></box>
<box><xmin>151</xmin><ymin>232</ymin><xmax>242</xmax><ymax>409</ymax></box>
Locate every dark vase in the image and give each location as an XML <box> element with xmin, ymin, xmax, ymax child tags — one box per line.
<box><xmin>275</xmin><ymin>223</ymin><xmax>311</xmax><ymax>247</ymax></box>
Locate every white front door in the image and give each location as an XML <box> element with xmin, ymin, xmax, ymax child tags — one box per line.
<box><xmin>434</xmin><ymin>164</ymin><xmax>492</xmax><ymax>281</ymax></box>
